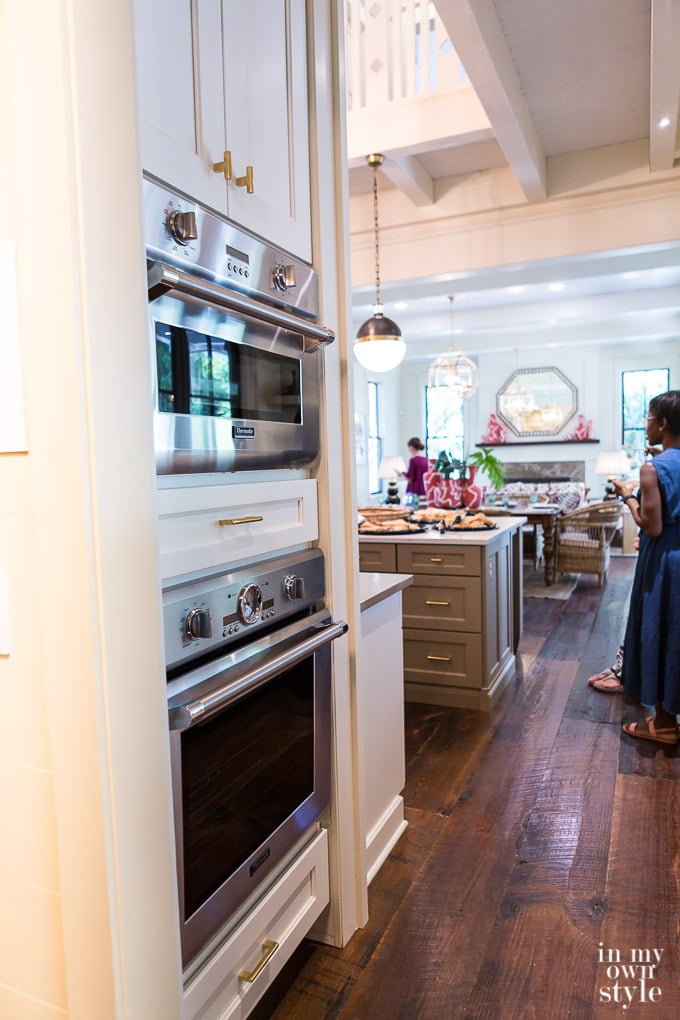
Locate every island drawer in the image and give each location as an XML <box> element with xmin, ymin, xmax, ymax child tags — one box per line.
<box><xmin>402</xmin><ymin>629</ymin><xmax>483</xmax><ymax>690</ymax></box>
<box><xmin>397</xmin><ymin>544</ymin><xmax>481</xmax><ymax>577</ymax></box>
<box><xmin>401</xmin><ymin>575</ymin><xmax>481</xmax><ymax>632</ymax></box>
<box><xmin>358</xmin><ymin>543</ymin><xmax>397</xmax><ymax>573</ymax></box>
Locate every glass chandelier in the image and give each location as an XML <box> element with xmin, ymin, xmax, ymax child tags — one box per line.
<box><xmin>354</xmin><ymin>154</ymin><xmax>407</xmax><ymax>373</ymax></box>
<box><xmin>427</xmin><ymin>296</ymin><xmax>478</xmax><ymax>399</ymax></box>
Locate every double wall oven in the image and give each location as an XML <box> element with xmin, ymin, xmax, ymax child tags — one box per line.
<box><xmin>146</xmin><ymin>177</ymin><xmax>346</xmax><ymax>972</ymax></box>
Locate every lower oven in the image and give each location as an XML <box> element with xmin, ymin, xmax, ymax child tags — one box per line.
<box><xmin>163</xmin><ymin>549</ymin><xmax>347</xmax><ymax>970</ymax></box>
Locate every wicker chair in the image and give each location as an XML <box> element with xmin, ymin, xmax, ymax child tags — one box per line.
<box><xmin>555</xmin><ymin>501</ymin><xmax>623</xmax><ymax>585</ymax></box>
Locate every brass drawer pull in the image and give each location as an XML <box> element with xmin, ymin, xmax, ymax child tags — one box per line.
<box><xmin>427</xmin><ymin>654</ymin><xmax>452</xmax><ymax>662</ymax></box>
<box><xmin>218</xmin><ymin>515</ymin><xmax>264</xmax><ymax>526</ymax></box>
<box><xmin>238</xmin><ymin>939</ymin><xmax>279</xmax><ymax>982</ymax></box>
<box><xmin>425</xmin><ymin>600</ymin><xmax>450</xmax><ymax>606</ymax></box>
<box><xmin>430</xmin><ymin>557</ymin><xmax>443</xmax><ymax>563</ymax></box>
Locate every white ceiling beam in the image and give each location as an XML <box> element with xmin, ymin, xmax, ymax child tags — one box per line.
<box><xmin>379</xmin><ymin>155</ymin><xmax>434</xmax><ymax>207</ymax></box>
<box><xmin>434</xmin><ymin>0</ymin><xmax>547</xmax><ymax>201</ymax></box>
<box><xmin>649</xmin><ymin>0</ymin><xmax>680</xmax><ymax>172</ymax></box>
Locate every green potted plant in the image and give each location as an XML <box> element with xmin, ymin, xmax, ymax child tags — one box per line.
<box><xmin>427</xmin><ymin>447</ymin><xmax>505</xmax><ymax>508</ymax></box>
<box><xmin>467</xmin><ymin>446</ymin><xmax>506</xmax><ymax>491</ymax></box>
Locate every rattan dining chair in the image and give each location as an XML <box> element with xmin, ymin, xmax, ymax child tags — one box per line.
<box><xmin>555</xmin><ymin>501</ymin><xmax>623</xmax><ymax>585</ymax></box>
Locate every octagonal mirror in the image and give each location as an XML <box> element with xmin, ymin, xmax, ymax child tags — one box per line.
<box><xmin>497</xmin><ymin>367</ymin><xmax>577</xmax><ymax>437</ymax></box>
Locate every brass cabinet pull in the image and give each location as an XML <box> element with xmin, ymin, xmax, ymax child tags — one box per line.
<box><xmin>430</xmin><ymin>557</ymin><xmax>443</xmax><ymax>563</ymax></box>
<box><xmin>236</xmin><ymin>166</ymin><xmax>254</xmax><ymax>193</ymax></box>
<box><xmin>212</xmin><ymin>150</ymin><xmax>233</xmax><ymax>179</ymax></box>
<box><xmin>218</xmin><ymin>515</ymin><xmax>264</xmax><ymax>526</ymax></box>
<box><xmin>425</xmin><ymin>600</ymin><xmax>450</xmax><ymax>606</ymax></box>
<box><xmin>238</xmin><ymin>939</ymin><xmax>279</xmax><ymax>983</ymax></box>
<box><xmin>427</xmin><ymin>654</ymin><xmax>452</xmax><ymax>662</ymax></box>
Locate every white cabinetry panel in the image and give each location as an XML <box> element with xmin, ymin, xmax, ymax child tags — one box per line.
<box><xmin>157</xmin><ymin>479</ymin><xmax>318</xmax><ymax>580</ymax></box>
<box><xmin>182</xmin><ymin>829</ymin><xmax>329</xmax><ymax>1020</ymax></box>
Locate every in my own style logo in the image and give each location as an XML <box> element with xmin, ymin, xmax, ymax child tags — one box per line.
<box><xmin>597</xmin><ymin>942</ymin><xmax>664</xmax><ymax>1008</ymax></box>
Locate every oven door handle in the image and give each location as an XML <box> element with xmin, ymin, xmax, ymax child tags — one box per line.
<box><xmin>147</xmin><ymin>261</ymin><xmax>335</xmax><ymax>351</ymax></box>
<box><xmin>169</xmin><ymin>619</ymin><xmax>348</xmax><ymax>731</ymax></box>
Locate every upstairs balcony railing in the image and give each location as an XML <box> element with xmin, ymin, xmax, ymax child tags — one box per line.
<box><xmin>345</xmin><ymin>0</ymin><xmax>467</xmax><ymax>112</ymax></box>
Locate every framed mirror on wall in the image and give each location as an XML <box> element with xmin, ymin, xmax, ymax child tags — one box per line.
<box><xmin>497</xmin><ymin>367</ymin><xmax>577</xmax><ymax>437</ymax></box>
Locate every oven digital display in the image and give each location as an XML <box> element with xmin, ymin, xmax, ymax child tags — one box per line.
<box><xmin>180</xmin><ymin>660</ymin><xmax>315</xmax><ymax>921</ymax></box>
<box><xmin>155</xmin><ymin>323</ymin><xmax>302</xmax><ymax>424</ymax></box>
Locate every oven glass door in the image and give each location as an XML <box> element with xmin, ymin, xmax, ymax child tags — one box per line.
<box><xmin>155</xmin><ymin>320</ymin><xmax>302</xmax><ymax>425</ymax></box>
<box><xmin>181</xmin><ymin>656</ymin><xmax>315</xmax><ymax>921</ymax></box>
<box><xmin>170</xmin><ymin>619</ymin><xmax>340</xmax><ymax>969</ymax></box>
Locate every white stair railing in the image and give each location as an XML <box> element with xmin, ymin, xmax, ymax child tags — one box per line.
<box><xmin>346</xmin><ymin>0</ymin><xmax>466</xmax><ymax>112</ymax></box>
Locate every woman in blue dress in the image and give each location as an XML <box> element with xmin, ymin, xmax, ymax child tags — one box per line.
<box><xmin>613</xmin><ymin>390</ymin><xmax>680</xmax><ymax>744</ymax></box>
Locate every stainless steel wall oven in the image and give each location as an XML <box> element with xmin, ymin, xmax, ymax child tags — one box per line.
<box><xmin>144</xmin><ymin>176</ymin><xmax>334</xmax><ymax>474</ymax></box>
<box><xmin>163</xmin><ymin>549</ymin><xmax>347</xmax><ymax>969</ymax></box>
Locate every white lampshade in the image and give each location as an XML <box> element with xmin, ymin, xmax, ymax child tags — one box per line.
<box><xmin>596</xmin><ymin>450</ymin><xmax>629</xmax><ymax>475</ymax></box>
<box><xmin>378</xmin><ymin>456</ymin><xmax>406</xmax><ymax>480</ymax></box>
<box><xmin>354</xmin><ymin>333</ymin><xmax>407</xmax><ymax>373</ymax></box>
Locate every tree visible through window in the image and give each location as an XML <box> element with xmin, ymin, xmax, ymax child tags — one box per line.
<box><xmin>622</xmin><ymin>368</ymin><xmax>669</xmax><ymax>460</ymax></box>
<box><xmin>425</xmin><ymin>386</ymin><xmax>465</xmax><ymax>462</ymax></box>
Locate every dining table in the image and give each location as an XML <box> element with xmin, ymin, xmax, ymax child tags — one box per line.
<box><xmin>482</xmin><ymin>503</ymin><xmax>562</xmax><ymax>585</ymax></box>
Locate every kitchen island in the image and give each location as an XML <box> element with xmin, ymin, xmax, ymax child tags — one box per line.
<box><xmin>359</xmin><ymin>517</ymin><xmax>524</xmax><ymax>711</ymax></box>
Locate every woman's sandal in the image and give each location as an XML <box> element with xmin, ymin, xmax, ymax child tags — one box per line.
<box><xmin>622</xmin><ymin>716</ymin><xmax>680</xmax><ymax>746</ymax></box>
<box><xmin>587</xmin><ymin>668</ymin><xmax>624</xmax><ymax>693</ymax></box>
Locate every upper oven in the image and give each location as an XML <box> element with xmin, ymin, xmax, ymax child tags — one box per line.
<box><xmin>143</xmin><ymin>176</ymin><xmax>334</xmax><ymax>475</ymax></box>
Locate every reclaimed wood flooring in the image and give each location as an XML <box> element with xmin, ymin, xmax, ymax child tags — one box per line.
<box><xmin>251</xmin><ymin>557</ymin><xmax>680</xmax><ymax>1019</ymax></box>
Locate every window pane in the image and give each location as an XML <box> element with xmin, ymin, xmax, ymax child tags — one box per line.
<box><xmin>367</xmin><ymin>381</ymin><xmax>382</xmax><ymax>495</ymax></box>
<box><xmin>425</xmin><ymin>386</ymin><xmax>464</xmax><ymax>462</ymax></box>
<box><xmin>622</xmin><ymin>368</ymin><xmax>669</xmax><ymax>459</ymax></box>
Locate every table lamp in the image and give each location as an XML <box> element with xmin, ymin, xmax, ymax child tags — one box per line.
<box><xmin>595</xmin><ymin>450</ymin><xmax>629</xmax><ymax>498</ymax></box>
<box><xmin>378</xmin><ymin>456</ymin><xmax>406</xmax><ymax>504</ymax></box>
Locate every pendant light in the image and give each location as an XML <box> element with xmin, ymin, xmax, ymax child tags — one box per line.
<box><xmin>427</xmin><ymin>296</ymin><xmax>478</xmax><ymax>399</ymax></box>
<box><xmin>354</xmin><ymin>154</ymin><xmax>407</xmax><ymax>373</ymax></box>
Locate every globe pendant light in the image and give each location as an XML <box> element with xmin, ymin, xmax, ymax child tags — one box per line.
<box><xmin>427</xmin><ymin>296</ymin><xmax>478</xmax><ymax>399</ymax></box>
<box><xmin>354</xmin><ymin>154</ymin><xmax>406</xmax><ymax>373</ymax></box>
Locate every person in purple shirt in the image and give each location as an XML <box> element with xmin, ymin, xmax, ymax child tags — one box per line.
<box><xmin>403</xmin><ymin>437</ymin><xmax>429</xmax><ymax>499</ymax></box>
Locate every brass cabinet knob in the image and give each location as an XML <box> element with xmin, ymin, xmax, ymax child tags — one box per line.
<box><xmin>212</xmin><ymin>151</ymin><xmax>233</xmax><ymax>180</ymax></box>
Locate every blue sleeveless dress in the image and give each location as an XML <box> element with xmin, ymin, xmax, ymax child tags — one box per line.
<box><xmin>622</xmin><ymin>447</ymin><xmax>680</xmax><ymax>713</ymax></box>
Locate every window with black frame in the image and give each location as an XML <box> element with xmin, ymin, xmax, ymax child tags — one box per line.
<box><xmin>622</xmin><ymin>368</ymin><xmax>670</xmax><ymax>462</ymax></box>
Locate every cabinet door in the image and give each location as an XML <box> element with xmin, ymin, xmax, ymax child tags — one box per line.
<box><xmin>132</xmin><ymin>0</ymin><xmax>228</xmax><ymax>212</ymax></box>
<box><xmin>222</xmin><ymin>0</ymin><xmax>312</xmax><ymax>261</ymax></box>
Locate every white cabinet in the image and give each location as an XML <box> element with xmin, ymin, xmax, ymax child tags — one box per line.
<box><xmin>132</xmin><ymin>0</ymin><xmax>312</xmax><ymax>261</ymax></box>
<box><xmin>182</xmin><ymin>829</ymin><xmax>329</xmax><ymax>1020</ymax></box>
<box><xmin>357</xmin><ymin>574</ymin><xmax>411</xmax><ymax>883</ymax></box>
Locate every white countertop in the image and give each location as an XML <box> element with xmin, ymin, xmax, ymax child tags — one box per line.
<box><xmin>359</xmin><ymin>571</ymin><xmax>413</xmax><ymax>613</ymax></box>
<box><xmin>358</xmin><ymin>515</ymin><xmax>525</xmax><ymax>546</ymax></box>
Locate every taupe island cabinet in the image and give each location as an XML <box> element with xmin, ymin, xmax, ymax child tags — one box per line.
<box><xmin>359</xmin><ymin>517</ymin><xmax>524</xmax><ymax>711</ymax></box>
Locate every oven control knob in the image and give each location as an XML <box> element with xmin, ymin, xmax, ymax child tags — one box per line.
<box><xmin>167</xmin><ymin>209</ymin><xmax>198</xmax><ymax>247</ymax></box>
<box><xmin>184</xmin><ymin>607</ymin><xmax>212</xmax><ymax>640</ymax></box>
<box><xmin>237</xmin><ymin>583</ymin><xmax>263</xmax><ymax>625</ymax></box>
<box><xmin>272</xmin><ymin>263</ymin><xmax>296</xmax><ymax>292</ymax></box>
<box><xmin>283</xmin><ymin>574</ymin><xmax>305</xmax><ymax>601</ymax></box>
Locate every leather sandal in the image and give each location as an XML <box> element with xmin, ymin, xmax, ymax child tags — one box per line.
<box><xmin>622</xmin><ymin>716</ymin><xmax>680</xmax><ymax>745</ymax></box>
<box><xmin>587</xmin><ymin>668</ymin><xmax>624</xmax><ymax>693</ymax></box>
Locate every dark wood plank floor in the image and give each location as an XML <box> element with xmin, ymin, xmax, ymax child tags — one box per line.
<box><xmin>252</xmin><ymin>557</ymin><xmax>680</xmax><ymax>1019</ymax></box>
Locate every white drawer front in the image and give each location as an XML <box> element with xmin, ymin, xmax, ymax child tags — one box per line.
<box><xmin>157</xmin><ymin>480</ymin><xmax>318</xmax><ymax>580</ymax></box>
<box><xmin>182</xmin><ymin>828</ymin><xmax>329</xmax><ymax>1020</ymax></box>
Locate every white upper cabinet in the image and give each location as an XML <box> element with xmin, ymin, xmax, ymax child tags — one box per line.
<box><xmin>132</xmin><ymin>0</ymin><xmax>312</xmax><ymax>262</ymax></box>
